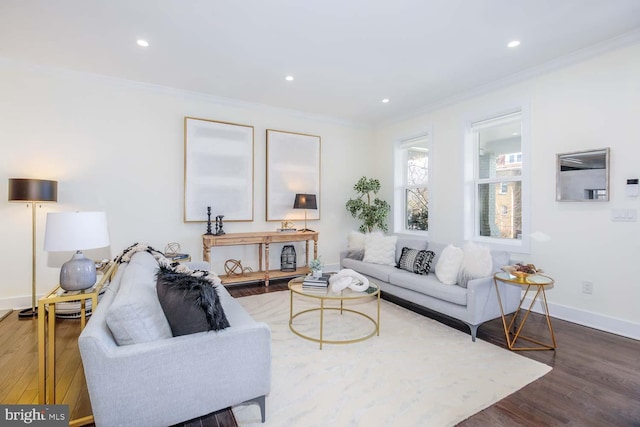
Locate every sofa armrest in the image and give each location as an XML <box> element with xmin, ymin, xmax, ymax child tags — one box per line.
<box><xmin>80</xmin><ymin>323</ymin><xmax>271</xmax><ymax>427</ymax></box>
<box><xmin>465</xmin><ymin>275</ymin><xmax>521</xmax><ymax>325</ymax></box>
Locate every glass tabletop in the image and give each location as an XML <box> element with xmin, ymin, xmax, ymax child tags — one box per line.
<box><xmin>288</xmin><ymin>276</ymin><xmax>380</xmax><ymax>299</ymax></box>
<box><xmin>494</xmin><ymin>271</ymin><xmax>554</xmax><ymax>286</ymax></box>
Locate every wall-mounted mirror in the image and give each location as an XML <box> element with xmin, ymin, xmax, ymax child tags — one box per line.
<box><xmin>556</xmin><ymin>148</ymin><xmax>610</xmax><ymax>201</ymax></box>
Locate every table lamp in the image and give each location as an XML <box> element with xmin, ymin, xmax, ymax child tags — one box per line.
<box><xmin>293</xmin><ymin>193</ymin><xmax>317</xmax><ymax>232</ymax></box>
<box><xmin>44</xmin><ymin>211</ymin><xmax>110</xmax><ymax>291</ymax></box>
<box><xmin>8</xmin><ymin>178</ymin><xmax>58</xmax><ymax>319</ymax></box>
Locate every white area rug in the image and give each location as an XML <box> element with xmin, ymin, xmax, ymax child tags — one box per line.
<box><xmin>233</xmin><ymin>291</ymin><xmax>551</xmax><ymax>427</ymax></box>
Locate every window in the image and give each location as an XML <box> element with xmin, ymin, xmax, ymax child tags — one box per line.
<box><xmin>465</xmin><ymin>109</ymin><xmax>529</xmax><ymax>252</ymax></box>
<box><xmin>395</xmin><ymin>134</ymin><xmax>429</xmax><ymax>232</ymax></box>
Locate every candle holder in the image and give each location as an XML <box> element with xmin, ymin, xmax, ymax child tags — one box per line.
<box><xmin>205</xmin><ymin>206</ymin><xmax>214</xmax><ymax>235</ymax></box>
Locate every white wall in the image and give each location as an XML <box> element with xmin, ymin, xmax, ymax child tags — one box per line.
<box><xmin>374</xmin><ymin>42</ymin><xmax>640</xmax><ymax>339</ymax></box>
<box><xmin>0</xmin><ymin>60</ymin><xmax>372</xmax><ymax>309</ymax></box>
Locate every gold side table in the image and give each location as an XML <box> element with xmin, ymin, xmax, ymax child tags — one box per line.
<box><xmin>493</xmin><ymin>271</ymin><xmax>557</xmax><ymax>351</ymax></box>
<box><xmin>38</xmin><ymin>262</ymin><xmax>117</xmax><ymax>424</ymax></box>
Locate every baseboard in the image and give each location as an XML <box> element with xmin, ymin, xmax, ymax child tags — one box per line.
<box><xmin>0</xmin><ymin>295</ymin><xmax>33</xmax><ymax>311</ymax></box>
<box><xmin>523</xmin><ymin>296</ymin><xmax>640</xmax><ymax>341</ymax></box>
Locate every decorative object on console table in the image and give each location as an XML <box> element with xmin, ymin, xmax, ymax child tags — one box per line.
<box><xmin>281</xmin><ymin>245</ymin><xmax>297</xmax><ymax>272</ymax></box>
<box><xmin>215</xmin><ymin>215</ymin><xmax>225</xmax><ymax>235</ymax></box>
<box><xmin>293</xmin><ymin>193</ymin><xmax>317</xmax><ymax>231</ymax></box>
<box><xmin>205</xmin><ymin>206</ymin><xmax>214</xmax><ymax>235</ymax></box>
<box><xmin>44</xmin><ymin>211</ymin><xmax>110</xmax><ymax>291</ymax></box>
<box><xmin>8</xmin><ymin>178</ymin><xmax>58</xmax><ymax>319</ymax></box>
<box><xmin>224</xmin><ymin>259</ymin><xmax>253</xmax><ymax>276</ymax></box>
<box><xmin>277</xmin><ymin>220</ymin><xmax>297</xmax><ymax>232</ymax></box>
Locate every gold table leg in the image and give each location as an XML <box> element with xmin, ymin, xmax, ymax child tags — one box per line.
<box><xmin>495</xmin><ymin>279</ymin><xmax>556</xmax><ymax>351</ymax></box>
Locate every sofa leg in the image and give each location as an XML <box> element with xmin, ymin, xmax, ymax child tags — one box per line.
<box><xmin>468</xmin><ymin>324</ymin><xmax>479</xmax><ymax>342</ymax></box>
<box><xmin>243</xmin><ymin>395</ymin><xmax>266</xmax><ymax>423</ymax></box>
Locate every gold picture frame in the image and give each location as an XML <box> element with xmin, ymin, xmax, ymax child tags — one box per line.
<box><xmin>266</xmin><ymin>129</ymin><xmax>321</xmax><ymax>222</ymax></box>
<box><xmin>184</xmin><ymin>117</ymin><xmax>254</xmax><ymax>222</ymax></box>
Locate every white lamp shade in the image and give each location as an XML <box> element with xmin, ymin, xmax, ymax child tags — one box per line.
<box><xmin>44</xmin><ymin>211</ymin><xmax>110</xmax><ymax>251</ymax></box>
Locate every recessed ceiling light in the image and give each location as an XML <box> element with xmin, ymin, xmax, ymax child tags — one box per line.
<box><xmin>137</xmin><ymin>39</ymin><xmax>149</xmax><ymax>47</ymax></box>
<box><xmin>382</xmin><ymin>98</ymin><xmax>390</xmax><ymax>103</ymax></box>
<box><xmin>507</xmin><ymin>40</ymin><xmax>520</xmax><ymax>48</ymax></box>
<box><xmin>285</xmin><ymin>75</ymin><xmax>294</xmax><ymax>81</ymax></box>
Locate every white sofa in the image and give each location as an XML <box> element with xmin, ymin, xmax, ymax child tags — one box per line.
<box><xmin>78</xmin><ymin>252</ymin><xmax>271</xmax><ymax>426</ymax></box>
<box><xmin>340</xmin><ymin>236</ymin><xmax>521</xmax><ymax>341</ymax></box>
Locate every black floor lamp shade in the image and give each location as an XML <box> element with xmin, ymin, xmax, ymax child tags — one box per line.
<box><xmin>8</xmin><ymin>179</ymin><xmax>58</xmax><ymax>202</ymax></box>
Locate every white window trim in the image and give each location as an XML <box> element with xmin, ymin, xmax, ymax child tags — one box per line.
<box><xmin>393</xmin><ymin>129</ymin><xmax>432</xmax><ymax>236</ymax></box>
<box><xmin>463</xmin><ymin>104</ymin><xmax>531</xmax><ymax>254</ymax></box>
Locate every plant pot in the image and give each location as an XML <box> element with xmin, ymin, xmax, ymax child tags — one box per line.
<box><xmin>312</xmin><ymin>269</ymin><xmax>323</xmax><ymax>279</ymax></box>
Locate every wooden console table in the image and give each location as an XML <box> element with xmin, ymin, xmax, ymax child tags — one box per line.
<box><xmin>202</xmin><ymin>231</ymin><xmax>318</xmax><ymax>286</ymax></box>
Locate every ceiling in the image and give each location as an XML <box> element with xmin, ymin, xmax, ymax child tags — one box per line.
<box><xmin>1</xmin><ymin>0</ymin><xmax>640</xmax><ymax>127</ymax></box>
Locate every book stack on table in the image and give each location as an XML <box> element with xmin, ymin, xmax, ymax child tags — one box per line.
<box><xmin>302</xmin><ymin>274</ymin><xmax>331</xmax><ymax>290</ymax></box>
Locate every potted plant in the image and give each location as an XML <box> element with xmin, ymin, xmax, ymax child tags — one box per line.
<box><xmin>345</xmin><ymin>176</ymin><xmax>391</xmax><ymax>233</ymax></box>
<box><xmin>309</xmin><ymin>257</ymin><xmax>323</xmax><ymax>278</ymax></box>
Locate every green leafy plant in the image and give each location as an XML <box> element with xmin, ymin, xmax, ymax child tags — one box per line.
<box><xmin>345</xmin><ymin>176</ymin><xmax>391</xmax><ymax>233</ymax></box>
<box><xmin>309</xmin><ymin>257</ymin><xmax>322</xmax><ymax>272</ymax></box>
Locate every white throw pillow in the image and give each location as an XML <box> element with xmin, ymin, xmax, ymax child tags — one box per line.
<box><xmin>462</xmin><ymin>241</ymin><xmax>493</xmax><ymax>278</ymax></box>
<box><xmin>363</xmin><ymin>233</ymin><xmax>397</xmax><ymax>266</ymax></box>
<box><xmin>347</xmin><ymin>231</ymin><xmax>366</xmax><ymax>251</ymax></box>
<box><xmin>435</xmin><ymin>245</ymin><xmax>464</xmax><ymax>285</ymax></box>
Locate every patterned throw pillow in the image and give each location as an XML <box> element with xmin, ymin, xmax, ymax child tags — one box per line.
<box><xmin>396</xmin><ymin>247</ymin><xmax>436</xmax><ymax>275</ymax></box>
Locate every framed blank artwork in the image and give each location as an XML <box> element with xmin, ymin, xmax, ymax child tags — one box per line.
<box><xmin>266</xmin><ymin>129</ymin><xmax>321</xmax><ymax>221</ymax></box>
<box><xmin>184</xmin><ymin>117</ymin><xmax>254</xmax><ymax>222</ymax></box>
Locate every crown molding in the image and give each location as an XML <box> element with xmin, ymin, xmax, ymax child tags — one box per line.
<box><xmin>379</xmin><ymin>28</ymin><xmax>640</xmax><ymax>129</ymax></box>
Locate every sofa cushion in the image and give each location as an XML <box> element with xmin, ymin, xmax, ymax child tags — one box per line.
<box><xmin>435</xmin><ymin>245</ymin><xmax>464</xmax><ymax>285</ymax></box>
<box><xmin>156</xmin><ymin>266</ymin><xmax>230</xmax><ymax>336</ymax></box>
<box><xmin>106</xmin><ymin>252</ymin><xmax>173</xmax><ymax>346</ymax></box>
<box><xmin>341</xmin><ymin>258</ymin><xmax>395</xmax><ymax>283</ymax></box>
<box><xmin>363</xmin><ymin>234</ymin><xmax>397</xmax><ymax>266</ymax></box>
<box><xmin>396</xmin><ymin>247</ymin><xmax>435</xmax><ymax>275</ymax></box>
<box><xmin>388</xmin><ymin>270</ymin><xmax>468</xmax><ymax>306</ymax></box>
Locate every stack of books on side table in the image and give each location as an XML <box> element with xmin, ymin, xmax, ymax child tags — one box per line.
<box><xmin>302</xmin><ymin>273</ymin><xmax>331</xmax><ymax>290</ymax></box>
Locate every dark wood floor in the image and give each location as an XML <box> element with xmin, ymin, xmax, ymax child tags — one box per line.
<box><xmin>1</xmin><ymin>281</ymin><xmax>638</xmax><ymax>426</ymax></box>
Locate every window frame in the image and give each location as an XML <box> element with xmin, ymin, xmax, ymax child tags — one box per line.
<box><xmin>463</xmin><ymin>106</ymin><xmax>531</xmax><ymax>253</ymax></box>
<box><xmin>394</xmin><ymin>132</ymin><xmax>431</xmax><ymax>235</ymax></box>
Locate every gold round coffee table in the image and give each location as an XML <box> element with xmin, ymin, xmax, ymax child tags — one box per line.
<box><xmin>288</xmin><ymin>276</ymin><xmax>380</xmax><ymax>349</ymax></box>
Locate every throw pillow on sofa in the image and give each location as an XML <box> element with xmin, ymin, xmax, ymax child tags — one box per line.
<box><xmin>435</xmin><ymin>244</ymin><xmax>464</xmax><ymax>285</ymax></box>
<box><xmin>363</xmin><ymin>233</ymin><xmax>397</xmax><ymax>266</ymax></box>
<box><xmin>396</xmin><ymin>247</ymin><xmax>435</xmax><ymax>275</ymax></box>
<box><xmin>457</xmin><ymin>241</ymin><xmax>493</xmax><ymax>288</ymax></box>
<box><xmin>156</xmin><ymin>266</ymin><xmax>230</xmax><ymax>336</ymax></box>
<box><xmin>346</xmin><ymin>230</ymin><xmax>366</xmax><ymax>260</ymax></box>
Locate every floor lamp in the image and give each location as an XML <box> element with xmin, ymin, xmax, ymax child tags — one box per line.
<box><xmin>293</xmin><ymin>193</ymin><xmax>317</xmax><ymax>232</ymax></box>
<box><xmin>8</xmin><ymin>178</ymin><xmax>58</xmax><ymax>319</ymax></box>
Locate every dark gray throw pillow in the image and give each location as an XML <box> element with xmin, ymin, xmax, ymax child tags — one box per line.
<box><xmin>346</xmin><ymin>249</ymin><xmax>365</xmax><ymax>261</ymax></box>
<box><xmin>156</xmin><ymin>266</ymin><xmax>230</xmax><ymax>336</ymax></box>
<box><xmin>396</xmin><ymin>247</ymin><xmax>435</xmax><ymax>275</ymax></box>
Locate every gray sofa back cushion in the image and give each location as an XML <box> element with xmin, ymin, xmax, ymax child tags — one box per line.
<box><xmin>105</xmin><ymin>252</ymin><xmax>172</xmax><ymax>345</ymax></box>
